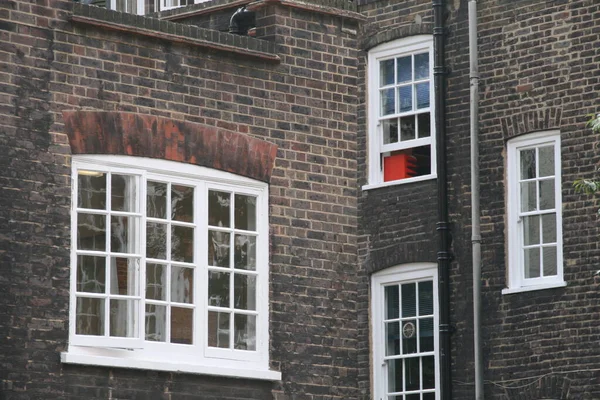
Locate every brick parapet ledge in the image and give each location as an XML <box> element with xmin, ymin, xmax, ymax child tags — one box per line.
<box><xmin>63</xmin><ymin>111</ymin><xmax>279</xmax><ymax>183</ymax></box>
<box><xmin>70</xmin><ymin>3</ymin><xmax>280</xmax><ymax>63</ymax></box>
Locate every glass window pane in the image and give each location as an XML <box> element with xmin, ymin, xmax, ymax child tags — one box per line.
<box><xmin>418</xmin><ymin>113</ymin><xmax>431</xmax><ymax>138</ymax></box>
<box><xmin>418</xmin><ymin>281</ymin><xmax>433</xmax><ymax>316</ymax></box>
<box><xmin>77</xmin><ymin>213</ymin><xmax>106</xmax><ymax>251</ymax></box>
<box><xmin>524</xmin><ymin>248</ymin><xmax>540</xmax><ymax>279</ymax></box>
<box><xmin>146</xmin><ymin>222</ymin><xmax>167</xmax><ymax>260</ymax></box>
<box><xmin>423</xmin><ymin>394</ymin><xmax>436</xmax><ymax>400</ymax></box>
<box><xmin>147</xmin><ymin>181</ymin><xmax>167</xmax><ymax>219</ymax></box>
<box><xmin>385</xmin><ymin>285</ymin><xmax>400</xmax><ymax>319</ymax></box>
<box><xmin>387</xmin><ymin>359</ymin><xmax>403</xmax><ymax>393</ymax></box>
<box><xmin>77</xmin><ymin>255</ymin><xmax>106</xmax><ymax>293</ymax></box>
<box><xmin>110</xmin><ymin>299</ymin><xmax>137</xmax><ymax>338</ymax></box>
<box><xmin>171</xmin><ymin>307</ymin><xmax>193</xmax><ymax>344</ymax></box>
<box><xmin>520</xmin><ymin>149</ymin><xmax>536</xmax><ymax>179</ymax></box>
<box><xmin>208</xmin><ymin>311</ymin><xmax>230</xmax><ymax>348</ymax></box>
<box><xmin>414</xmin><ymin>52</ymin><xmax>429</xmax><ymax>80</ymax></box>
<box><xmin>172</xmin><ymin>225</ymin><xmax>194</xmax><ymax>263</ymax></box>
<box><xmin>539</xmin><ymin>180</ymin><xmax>555</xmax><ymax>210</ymax></box>
<box><xmin>416</xmin><ymin>82</ymin><xmax>430</xmax><ymax>109</ymax></box>
<box><xmin>172</xmin><ymin>185</ymin><xmax>194</xmax><ymax>223</ymax></box>
<box><xmin>234</xmin><ymin>274</ymin><xmax>256</xmax><ymax>310</ymax></box>
<box><xmin>543</xmin><ymin>246</ymin><xmax>557</xmax><ymax>276</ymax></box>
<box><xmin>386</xmin><ymin>321</ymin><xmax>400</xmax><ymax>356</ymax></box>
<box><xmin>209</xmin><ymin>191</ymin><xmax>231</xmax><ymax>228</ymax></box>
<box><xmin>171</xmin><ymin>266</ymin><xmax>193</xmax><ymax>304</ymax></box>
<box><xmin>382</xmin><ymin>118</ymin><xmax>399</xmax><ymax>145</ymax></box>
<box><xmin>381</xmin><ymin>88</ymin><xmax>395</xmax><ymax>116</ymax></box>
<box><xmin>235</xmin><ymin>194</ymin><xmax>257</xmax><ymax>231</ymax></box>
<box><xmin>542</xmin><ymin>213</ymin><xmax>557</xmax><ymax>243</ymax></box>
<box><xmin>400</xmin><ymin>116</ymin><xmax>416</xmax><ymax>142</ymax></box>
<box><xmin>405</xmin><ymin>357</ymin><xmax>420</xmax><ymax>391</ymax></box>
<box><xmin>111</xmin><ymin>174</ymin><xmax>136</xmax><ymax>212</ymax></box>
<box><xmin>145</xmin><ymin>304</ymin><xmax>166</xmax><ymax>342</ymax></box>
<box><xmin>234</xmin><ymin>314</ymin><xmax>256</xmax><ymax>350</ymax></box>
<box><xmin>422</xmin><ymin>355</ymin><xmax>435</xmax><ymax>389</ymax></box>
<box><xmin>419</xmin><ymin>318</ymin><xmax>434</xmax><ymax>352</ymax></box>
<box><xmin>398</xmin><ymin>86</ymin><xmax>412</xmax><ymax>112</ymax></box>
<box><xmin>520</xmin><ymin>181</ymin><xmax>537</xmax><ymax>212</ymax></box>
<box><xmin>402</xmin><ymin>320</ymin><xmax>417</xmax><ymax>354</ymax></box>
<box><xmin>380</xmin><ymin>59</ymin><xmax>395</xmax><ymax>86</ymax></box>
<box><xmin>208</xmin><ymin>271</ymin><xmax>230</xmax><ymax>307</ymax></box>
<box><xmin>234</xmin><ymin>234</ymin><xmax>256</xmax><ymax>271</ymax></box>
<box><xmin>401</xmin><ymin>283</ymin><xmax>416</xmax><ymax>318</ymax></box>
<box><xmin>208</xmin><ymin>231</ymin><xmax>230</xmax><ymax>268</ymax></box>
<box><xmin>397</xmin><ymin>56</ymin><xmax>411</xmax><ymax>83</ymax></box>
<box><xmin>76</xmin><ymin>297</ymin><xmax>104</xmax><ymax>335</ymax></box>
<box><xmin>522</xmin><ymin>215</ymin><xmax>540</xmax><ymax>246</ymax></box>
<box><xmin>538</xmin><ymin>145</ymin><xmax>555</xmax><ymax>177</ymax></box>
<box><xmin>110</xmin><ymin>216</ymin><xmax>134</xmax><ymax>253</ymax></box>
<box><xmin>78</xmin><ymin>172</ymin><xmax>106</xmax><ymax>210</ymax></box>
<box><xmin>110</xmin><ymin>257</ymin><xmax>138</xmax><ymax>296</ymax></box>
<box><xmin>407</xmin><ymin>394</ymin><xmax>420</xmax><ymax>400</ymax></box>
<box><xmin>146</xmin><ymin>263</ymin><xmax>165</xmax><ymax>300</ymax></box>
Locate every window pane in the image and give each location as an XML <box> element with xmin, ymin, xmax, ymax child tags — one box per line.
<box><xmin>405</xmin><ymin>357</ymin><xmax>420</xmax><ymax>391</ymax></box>
<box><xmin>406</xmin><ymin>395</ymin><xmax>420</xmax><ymax>400</ymax></box>
<box><xmin>520</xmin><ymin>181</ymin><xmax>537</xmax><ymax>212</ymax></box>
<box><xmin>234</xmin><ymin>314</ymin><xmax>256</xmax><ymax>350</ymax></box>
<box><xmin>171</xmin><ymin>307</ymin><xmax>193</xmax><ymax>344</ymax></box>
<box><xmin>398</xmin><ymin>86</ymin><xmax>412</xmax><ymax>112</ymax></box>
<box><xmin>78</xmin><ymin>172</ymin><xmax>106</xmax><ymax>210</ymax></box>
<box><xmin>400</xmin><ymin>116</ymin><xmax>416</xmax><ymax>142</ymax></box>
<box><xmin>522</xmin><ymin>215</ymin><xmax>540</xmax><ymax>246</ymax></box>
<box><xmin>385</xmin><ymin>285</ymin><xmax>400</xmax><ymax>319</ymax></box>
<box><xmin>77</xmin><ymin>213</ymin><xmax>106</xmax><ymax>251</ymax></box>
<box><xmin>380</xmin><ymin>59</ymin><xmax>395</xmax><ymax>86</ymax></box>
<box><xmin>110</xmin><ymin>299</ymin><xmax>137</xmax><ymax>338</ymax></box>
<box><xmin>539</xmin><ymin>180</ymin><xmax>555</xmax><ymax>210</ymax></box>
<box><xmin>423</xmin><ymin>393</ymin><xmax>436</xmax><ymax>400</ymax></box>
<box><xmin>111</xmin><ymin>174</ymin><xmax>136</xmax><ymax>212</ymax></box>
<box><xmin>402</xmin><ymin>320</ymin><xmax>417</xmax><ymax>354</ymax></box>
<box><xmin>76</xmin><ymin>297</ymin><xmax>104</xmax><ymax>336</ymax></box>
<box><xmin>77</xmin><ymin>255</ymin><xmax>106</xmax><ymax>293</ymax></box>
<box><xmin>208</xmin><ymin>231</ymin><xmax>230</xmax><ymax>267</ymax></box>
<box><xmin>418</xmin><ymin>281</ymin><xmax>433</xmax><ymax>316</ymax></box>
<box><xmin>147</xmin><ymin>181</ymin><xmax>167</xmax><ymax>219</ymax></box>
<box><xmin>418</xmin><ymin>113</ymin><xmax>431</xmax><ymax>138</ymax></box>
<box><xmin>386</xmin><ymin>321</ymin><xmax>400</xmax><ymax>356</ymax></box>
<box><xmin>387</xmin><ymin>359</ymin><xmax>403</xmax><ymax>393</ymax></box>
<box><xmin>543</xmin><ymin>246</ymin><xmax>557</xmax><ymax>276</ymax></box>
<box><xmin>209</xmin><ymin>191</ymin><xmax>231</xmax><ymax>228</ymax></box>
<box><xmin>172</xmin><ymin>225</ymin><xmax>194</xmax><ymax>263</ymax></box>
<box><xmin>234</xmin><ymin>274</ymin><xmax>256</xmax><ymax>310</ymax></box>
<box><xmin>524</xmin><ymin>248</ymin><xmax>540</xmax><ymax>279</ymax></box>
<box><xmin>422</xmin><ymin>356</ymin><xmax>435</xmax><ymax>389</ymax></box>
<box><xmin>208</xmin><ymin>311</ymin><xmax>230</xmax><ymax>348</ymax></box>
<box><xmin>146</xmin><ymin>222</ymin><xmax>167</xmax><ymax>260</ymax></box>
<box><xmin>145</xmin><ymin>304</ymin><xmax>166</xmax><ymax>342</ymax></box>
<box><xmin>171</xmin><ymin>266</ymin><xmax>193</xmax><ymax>304</ymax></box>
<box><xmin>381</xmin><ymin>88</ymin><xmax>395</xmax><ymax>116</ymax></box>
<box><xmin>146</xmin><ymin>263</ymin><xmax>165</xmax><ymax>300</ymax></box>
<box><xmin>538</xmin><ymin>145</ymin><xmax>555</xmax><ymax>177</ymax></box>
<box><xmin>235</xmin><ymin>194</ymin><xmax>257</xmax><ymax>231</ymax></box>
<box><xmin>110</xmin><ymin>257</ymin><xmax>138</xmax><ymax>295</ymax></box>
<box><xmin>208</xmin><ymin>271</ymin><xmax>230</xmax><ymax>307</ymax></box>
<box><xmin>397</xmin><ymin>56</ymin><xmax>411</xmax><ymax>83</ymax></box>
<box><xmin>542</xmin><ymin>213</ymin><xmax>557</xmax><ymax>243</ymax></box>
<box><xmin>234</xmin><ymin>234</ymin><xmax>256</xmax><ymax>271</ymax></box>
<box><xmin>416</xmin><ymin>82</ymin><xmax>430</xmax><ymax>109</ymax></box>
<box><xmin>111</xmin><ymin>216</ymin><xmax>134</xmax><ymax>253</ymax></box>
<box><xmin>401</xmin><ymin>283</ymin><xmax>416</xmax><ymax>318</ymax></box>
<box><xmin>520</xmin><ymin>149</ymin><xmax>536</xmax><ymax>179</ymax></box>
<box><xmin>382</xmin><ymin>118</ymin><xmax>399</xmax><ymax>145</ymax></box>
<box><xmin>414</xmin><ymin>52</ymin><xmax>429</xmax><ymax>79</ymax></box>
<box><xmin>419</xmin><ymin>318</ymin><xmax>434</xmax><ymax>352</ymax></box>
<box><xmin>171</xmin><ymin>185</ymin><xmax>194</xmax><ymax>223</ymax></box>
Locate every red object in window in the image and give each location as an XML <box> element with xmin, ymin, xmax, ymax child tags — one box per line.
<box><xmin>384</xmin><ymin>153</ymin><xmax>417</xmax><ymax>182</ymax></box>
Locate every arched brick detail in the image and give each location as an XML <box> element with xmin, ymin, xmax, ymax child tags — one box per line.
<box><xmin>63</xmin><ymin>111</ymin><xmax>278</xmax><ymax>183</ymax></box>
<box><xmin>500</xmin><ymin>374</ymin><xmax>570</xmax><ymax>400</ymax></box>
<box><xmin>501</xmin><ymin>108</ymin><xmax>563</xmax><ymax>140</ymax></box>
<box><xmin>365</xmin><ymin>244</ymin><xmax>436</xmax><ymax>274</ymax></box>
<box><xmin>363</xmin><ymin>23</ymin><xmax>433</xmax><ymax>51</ymax></box>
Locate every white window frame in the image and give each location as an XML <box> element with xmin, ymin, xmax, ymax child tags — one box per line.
<box><xmin>364</xmin><ymin>35</ymin><xmax>437</xmax><ymax>190</ymax></box>
<box><xmin>371</xmin><ymin>263</ymin><xmax>440</xmax><ymax>400</ymax></box>
<box><xmin>503</xmin><ymin>131</ymin><xmax>566</xmax><ymax>294</ymax></box>
<box><xmin>107</xmin><ymin>0</ymin><xmax>210</xmax><ymax>15</ymax></box>
<box><xmin>62</xmin><ymin>155</ymin><xmax>281</xmax><ymax>381</ymax></box>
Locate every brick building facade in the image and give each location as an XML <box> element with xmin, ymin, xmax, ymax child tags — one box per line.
<box><xmin>0</xmin><ymin>0</ymin><xmax>599</xmax><ymax>399</ymax></box>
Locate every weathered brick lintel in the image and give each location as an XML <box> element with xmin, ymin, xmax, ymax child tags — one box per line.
<box><xmin>500</xmin><ymin>108</ymin><xmax>563</xmax><ymax>140</ymax></box>
<box><xmin>63</xmin><ymin>111</ymin><xmax>279</xmax><ymax>183</ymax></box>
<box><xmin>71</xmin><ymin>3</ymin><xmax>280</xmax><ymax>63</ymax></box>
<box><xmin>363</xmin><ymin>23</ymin><xmax>433</xmax><ymax>50</ymax></box>
<box><xmin>247</xmin><ymin>0</ymin><xmax>366</xmax><ymax>21</ymax></box>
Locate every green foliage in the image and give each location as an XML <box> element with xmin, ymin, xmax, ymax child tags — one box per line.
<box><xmin>572</xmin><ymin>113</ymin><xmax>600</xmax><ymax>213</ymax></box>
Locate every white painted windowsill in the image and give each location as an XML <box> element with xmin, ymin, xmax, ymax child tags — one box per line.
<box><xmin>362</xmin><ymin>174</ymin><xmax>437</xmax><ymax>191</ymax></box>
<box><xmin>61</xmin><ymin>351</ymin><xmax>282</xmax><ymax>381</ymax></box>
<box><xmin>502</xmin><ymin>281</ymin><xmax>567</xmax><ymax>295</ymax></box>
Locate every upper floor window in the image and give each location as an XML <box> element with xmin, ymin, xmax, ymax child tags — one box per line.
<box><xmin>504</xmin><ymin>131</ymin><xmax>565</xmax><ymax>294</ymax></box>
<box><xmin>372</xmin><ymin>263</ymin><xmax>439</xmax><ymax>400</ymax></box>
<box><xmin>109</xmin><ymin>0</ymin><xmax>208</xmax><ymax>15</ymax></box>
<box><xmin>365</xmin><ymin>36</ymin><xmax>436</xmax><ymax>189</ymax></box>
<box><xmin>63</xmin><ymin>155</ymin><xmax>280</xmax><ymax>380</ymax></box>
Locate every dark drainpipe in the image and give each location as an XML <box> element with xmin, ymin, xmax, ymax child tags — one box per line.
<box><xmin>433</xmin><ymin>0</ymin><xmax>452</xmax><ymax>399</ymax></box>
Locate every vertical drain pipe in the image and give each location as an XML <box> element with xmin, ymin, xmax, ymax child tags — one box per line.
<box><xmin>468</xmin><ymin>0</ymin><xmax>483</xmax><ymax>399</ymax></box>
<box><xmin>433</xmin><ymin>0</ymin><xmax>451</xmax><ymax>399</ymax></box>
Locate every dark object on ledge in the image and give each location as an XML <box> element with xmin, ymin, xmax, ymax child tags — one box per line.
<box><xmin>229</xmin><ymin>6</ymin><xmax>255</xmax><ymax>35</ymax></box>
